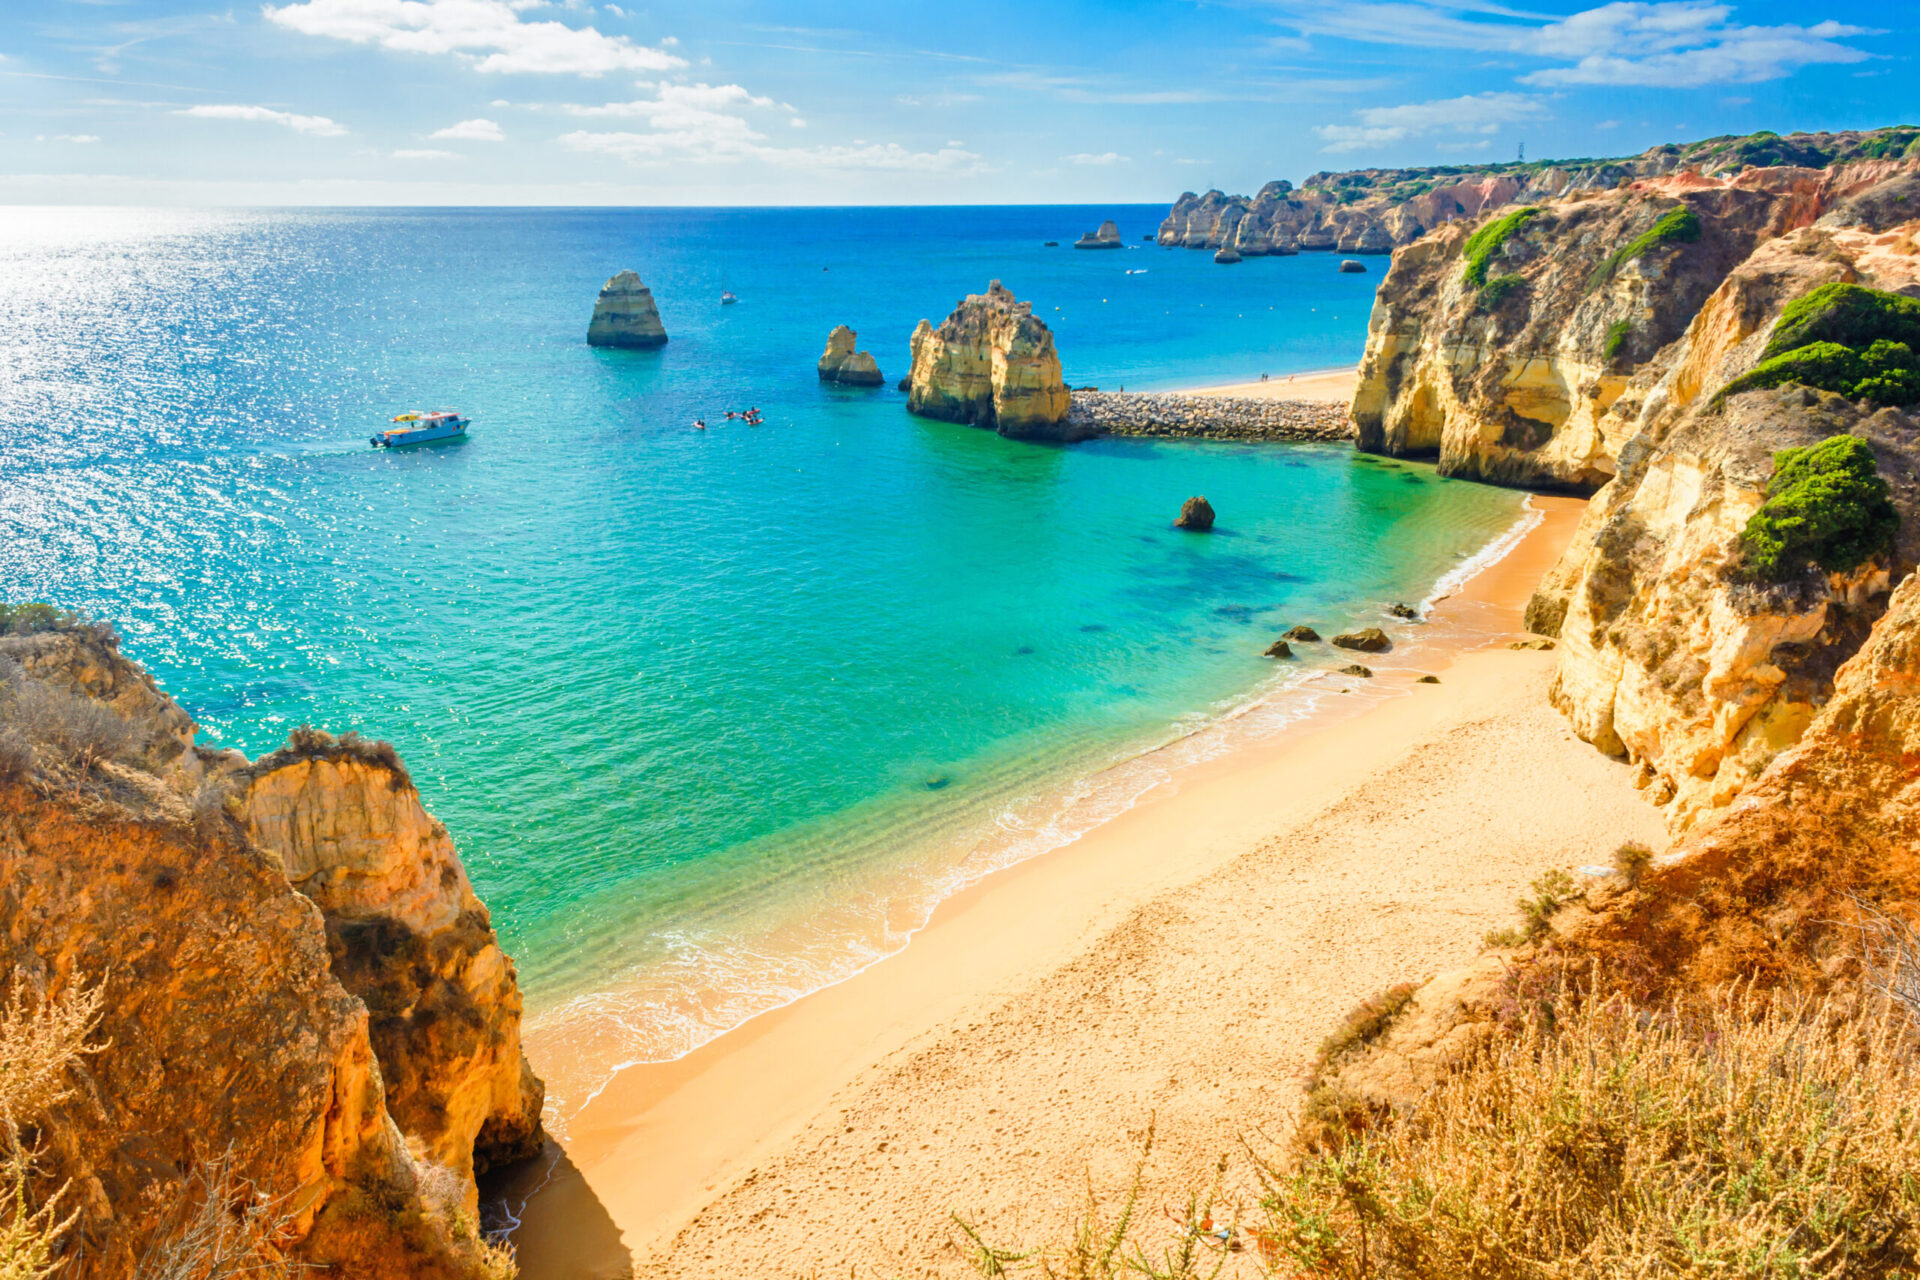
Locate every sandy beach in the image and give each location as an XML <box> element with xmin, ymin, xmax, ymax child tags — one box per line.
<box><xmin>505</xmin><ymin>492</ymin><xmax>1662</xmax><ymax>1279</ymax></box>
<box><xmin>1189</xmin><ymin>366</ymin><xmax>1359</xmax><ymax>402</ymax></box>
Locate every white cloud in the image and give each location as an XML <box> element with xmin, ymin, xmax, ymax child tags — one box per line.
<box><xmin>262</xmin><ymin>0</ymin><xmax>686</xmax><ymax>76</ymax></box>
<box><xmin>393</xmin><ymin>147</ymin><xmax>457</xmax><ymax>158</ymax></box>
<box><xmin>1266</xmin><ymin>1</ymin><xmax>1874</xmax><ymax>88</ymax></box>
<box><xmin>561</xmin><ymin>129</ymin><xmax>983</xmax><ymax>172</ymax></box>
<box><xmin>1064</xmin><ymin>152</ymin><xmax>1129</xmax><ymax>165</ymax></box>
<box><xmin>1316</xmin><ymin>91</ymin><xmax>1546</xmax><ymax>153</ymax></box>
<box><xmin>789</xmin><ymin>116</ymin><xmax>805</xmax><ymax>128</ymax></box>
<box><xmin>178</xmin><ymin>104</ymin><xmax>347</xmax><ymax>135</ymax></box>
<box><xmin>1435</xmin><ymin>139</ymin><xmax>1494</xmax><ymax>152</ymax></box>
<box><xmin>53</xmin><ymin>134</ymin><xmax>102</xmax><ymax>143</ymax></box>
<box><xmin>431</xmin><ymin>117</ymin><xmax>505</xmax><ymax>141</ymax></box>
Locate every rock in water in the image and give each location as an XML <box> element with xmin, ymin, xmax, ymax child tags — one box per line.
<box><xmin>1388</xmin><ymin>602</ymin><xmax>1419</xmax><ymax>619</ymax></box>
<box><xmin>1214</xmin><ymin>247</ymin><xmax>1242</xmax><ymax>264</ymax></box>
<box><xmin>1338</xmin><ymin>259</ymin><xmax>1368</xmax><ymax>273</ymax></box>
<box><xmin>1264</xmin><ymin>639</ymin><xmax>1294</xmax><ymax>659</ymax></box>
<box><xmin>817</xmin><ymin>324</ymin><xmax>884</xmax><ymax>386</ymax></box>
<box><xmin>1074</xmin><ymin>219</ymin><xmax>1124</xmax><ymax>249</ymax></box>
<box><xmin>1173</xmin><ymin>496</ymin><xmax>1216</xmax><ymax>531</ymax></box>
<box><xmin>1339</xmin><ymin>663</ymin><xmax>1375</xmax><ymax>678</ymax></box>
<box><xmin>1332</xmin><ymin>627</ymin><xmax>1392</xmax><ymax>652</ymax></box>
<box><xmin>906</xmin><ymin>280</ymin><xmax>1077</xmax><ymax>441</ymax></box>
<box><xmin>1283</xmin><ymin>625</ymin><xmax>1321</xmax><ymax>642</ymax></box>
<box><xmin>1416</xmin><ymin>674</ymin><xmax>1441</xmax><ymax>684</ymax></box>
<box><xmin>586</xmin><ymin>269</ymin><xmax>668</xmax><ymax>348</ymax></box>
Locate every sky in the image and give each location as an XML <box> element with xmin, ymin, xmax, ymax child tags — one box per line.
<box><xmin>0</xmin><ymin>0</ymin><xmax>1913</xmax><ymax>205</ymax></box>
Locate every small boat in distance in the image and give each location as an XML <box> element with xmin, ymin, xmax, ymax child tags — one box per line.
<box><xmin>371</xmin><ymin>410</ymin><xmax>469</xmax><ymax>448</ymax></box>
<box><xmin>720</xmin><ymin>290</ymin><xmax>739</xmax><ymax>305</ymax></box>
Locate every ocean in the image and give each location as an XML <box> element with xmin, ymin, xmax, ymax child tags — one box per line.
<box><xmin>0</xmin><ymin>204</ymin><xmax>1524</xmax><ymax>1121</ymax></box>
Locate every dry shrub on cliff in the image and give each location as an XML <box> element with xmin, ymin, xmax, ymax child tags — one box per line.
<box><xmin>250</xmin><ymin>725</ymin><xmax>412</xmax><ymax>793</ymax></box>
<box><xmin>1262</xmin><ymin>989</ymin><xmax>1920</xmax><ymax>1279</ymax></box>
<box><xmin>131</xmin><ymin>1150</ymin><xmax>305</xmax><ymax>1280</ymax></box>
<box><xmin>3</xmin><ymin>676</ymin><xmax>140</xmax><ymax>778</ymax></box>
<box><xmin>0</xmin><ymin>980</ymin><xmax>106</xmax><ymax>1280</ymax></box>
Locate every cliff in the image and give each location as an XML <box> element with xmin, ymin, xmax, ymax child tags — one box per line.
<box><xmin>0</xmin><ymin>619</ymin><xmax>542</xmax><ymax>1277</ymax></box>
<box><xmin>586</xmin><ymin>270</ymin><xmax>667</xmax><ymax>349</ymax></box>
<box><xmin>906</xmin><ymin>281</ymin><xmax>1079</xmax><ymax>442</ymax></box>
<box><xmin>1158</xmin><ymin>127</ymin><xmax>1920</xmax><ymax>257</ymax></box>
<box><xmin>816</xmin><ymin>325</ymin><xmax>883</xmax><ymax>386</ymax></box>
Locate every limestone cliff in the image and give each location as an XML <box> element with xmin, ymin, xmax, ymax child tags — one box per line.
<box><xmin>1158</xmin><ymin>127</ymin><xmax>1919</xmax><ymax>258</ymax></box>
<box><xmin>817</xmin><ymin>325</ymin><xmax>884</xmax><ymax>386</ymax></box>
<box><xmin>586</xmin><ymin>269</ymin><xmax>667</xmax><ymax>349</ymax></box>
<box><xmin>906</xmin><ymin>281</ymin><xmax>1079</xmax><ymax>442</ymax></box>
<box><xmin>0</xmin><ymin>621</ymin><xmax>542</xmax><ymax>1276</ymax></box>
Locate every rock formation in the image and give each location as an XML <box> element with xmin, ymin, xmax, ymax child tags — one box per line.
<box><xmin>1332</xmin><ymin>628</ymin><xmax>1391</xmax><ymax>652</ymax></box>
<box><xmin>1074</xmin><ymin>220</ymin><xmax>1123</xmax><ymax>249</ymax></box>
<box><xmin>906</xmin><ymin>281</ymin><xmax>1078</xmax><ymax>441</ymax></box>
<box><xmin>586</xmin><ymin>269</ymin><xmax>667</xmax><ymax>348</ymax></box>
<box><xmin>0</xmin><ymin>621</ymin><xmax>544</xmax><ymax>1277</ymax></box>
<box><xmin>1263</xmin><ymin>639</ymin><xmax>1293</xmax><ymax>659</ymax></box>
<box><xmin>1214</xmin><ymin>247</ymin><xmax>1242</xmax><ymax>265</ymax></box>
<box><xmin>1156</xmin><ymin>128</ymin><xmax>1918</xmax><ymax>259</ymax></box>
<box><xmin>817</xmin><ymin>325</ymin><xmax>884</xmax><ymax>386</ymax></box>
<box><xmin>1338</xmin><ymin>260</ymin><xmax>1366</xmax><ymax>273</ymax></box>
<box><xmin>1283</xmin><ymin>626</ymin><xmax>1321</xmax><ymax>642</ymax></box>
<box><xmin>1339</xmin><ymin>664</ymin><xmax>1374</xmax><ymax>678</ymax></box>
<box><xmin>1173</xmin><ymin>496</ymin><xmax>1215</xmax><ymax>530</ymax></box>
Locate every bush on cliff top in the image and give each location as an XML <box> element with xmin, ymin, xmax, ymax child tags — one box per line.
<box><xmin>1586</xmin><ymin>204</ymin><xmax>1701</xmax><ymax>291</ymax></box>
<box><xmin>1764</xmin><ymin>281</ymin><xmax>1920</xmax><ymax>359</ymax></box>
<box><xmin>1460</xmin><ymin>207</ymin><xmax>1539</xmax><ymax>287</ymax></box>
<box><xmin>1738</xmin><ymin>434</ymin><xmax>1899</xmax><ymax>582</ymax></box>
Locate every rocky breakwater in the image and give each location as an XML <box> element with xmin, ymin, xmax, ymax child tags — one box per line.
<box><xmin>1351</xmin><ymin>157</ymin><xmax>1917</xmax><ymax>491</ymax></box>
<box><xmin>906</xmin><ymin>280</ymin><xmax>1078</xmax><ymax>441</ymax></box>
<box><xmin>817</xmin><ymin>325</ymin><xmax>883</xmax><ymax>386</ymax></box>
<box><xmin>586</xmin><ymin>268</ymin><xmax>667</xmax><ymax>348</ymax></box>
<box><xmin>1067</xmin><ymin>390</ymin><xmax>1352</xmax><ymax>442</ymax></box>
<box><xmin>0</xmin><ymin>615</ymin><xmax>542</xmax><ymax>1278</ymax></box>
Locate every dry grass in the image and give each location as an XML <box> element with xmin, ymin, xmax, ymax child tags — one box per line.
<box><xmin>0</xmin><ymin>980</ymin><xmax>106</xmax><ymax>1280</ymax></box>
<box><xmin>1482</xmin><ymin>868</ymin><xmax>1579</xmax><ymax>948</ymax></box>
<box><xmin>131</xmin><ymin>1151</ymin><xmax>306</xmax><ymax>1280</ymax></box>
<box><xmin>1262</xmin><ymin>988</ymin><xmax>1920</xmax><ymax>1279</ymax></box>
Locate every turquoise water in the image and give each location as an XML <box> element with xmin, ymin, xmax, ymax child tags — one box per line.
<box><xmin>0</xmin><ymin>205</ymin><xmax>1522</xmax><ymax>1117</ymax></box>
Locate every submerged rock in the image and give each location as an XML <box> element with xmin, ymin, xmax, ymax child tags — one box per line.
<box><xmin>1417</xmin><ymin>674</ymin><xmax>1441</xmax><ymax>684</ymax></box>
<box><xmin>1283</xmin><ymin>625</ymin><xmax>1321</xmax><ymax>642</ymax></box>
<box><xmin>1264</xmin><ymin>639</ymin><xmax>1294</xmax><ymax>659</ymax></box>
<box><xmin>1074</xmin><ymin>219</ymin><xmax>1124</xmax><ymax>249</ymax></box>
<box><xmin>1339</xmin><ymin>663</ymin><xmax>1375</xmax><ymax>677</ymax></box>
<box><xmin>1173</xmin><ymin>496</ymin><xmax>1216</xmax><ymax>531</ymax></box>
<box><xmin>906</xmin><ymin>280</ymin><xmax>1078</xmax><ymax>441</ymax></box>
<box><xmin>1332</xmin><ymin>627</ymin><xmax>1392</xmax><ymax>653</ymax></box>
<box><xmin>1388</xmin><ymin>602</ymin><xmax>1419</xmax><ymax>619</ymax></box>
<box><xmin>818</xmin><ymin>325</ymin><xmax>884</xmax><ymax>386</ymax></box>
<box><xmin>586</xmin><ymin>269</ymin><xmax>668</xmax><ymax>348</ymax></box>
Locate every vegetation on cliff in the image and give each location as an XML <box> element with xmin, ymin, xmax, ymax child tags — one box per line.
<box><xmin>1459</xmin><ymin>206</ymin><xmax>1538</xmax><ymax>287</ymax></box>
<box><xmin>1717</xmin><ymin>283</ymin><xmax>1920</xmax><ymax>409</ymax></box>
<box><xmin>1737</xmin><ymin>435</ymin><xmax>1900</xmax><ymax>582</ymax></box>
<box><xmin>1586</xmin><ymin>203</ymin><xmax>1700</xmax><ymax>290</ymax></box>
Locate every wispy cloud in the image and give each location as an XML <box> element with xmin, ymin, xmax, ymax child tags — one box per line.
<box><xmin>393</xmin><ymin>147</ymin><xmax>458</xmax><ymax>158</ymax></box>
<box><xmin>431</xmin><ymin>117</ymin><xmax>505</xmax><ymax>141</ymax></box>
<box><xmin>1316</xmin><ymin>90</ymin><xmax>1546</xmax><ymax>153</ymax></box>
<box><xmin>1263</xmin><ymin>0</ymin><xmax>1875</xmax><ymax>87</ymax></box>
<box><xmin>47</xmin><ymin>133</ymin><xmax>103</xmax><ymax>143</ymax></box>
<box><xmin>263</xmin><ymin>0</ymin><xmax>686</xmax><ymax>76</ymax></box>
<box><xmin>178</xmin><ymin>103</ymin><xmax>347</xmax><ymax>135</ymax></box>
<box><xmin>1063</xmin><ymin>152</ymin><xmax>1129</xmax><ymax>165</ymax></box>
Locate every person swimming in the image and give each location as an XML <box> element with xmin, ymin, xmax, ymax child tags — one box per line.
<box><xmin>694</xmin><ymin>419</ymin><xmax>706</xmax><ymax>430</ymax></box>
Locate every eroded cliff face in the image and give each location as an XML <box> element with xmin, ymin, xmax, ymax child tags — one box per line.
<box><xmin>1529</xmin><ymin>217</ymin><xmax>1920</xmax><ymax>831</ymax></box>
<box><xmin>1352</xmin><ymin>164</ymin><xmax>1913</xmax><ymax>491</ymax></box>
<box><xmin>0</xmin><ymin>626</ymin><xmax>541</xmax><ymax>1276</ymax></box>
<box><xmin>906</xmin><ymin>281</ymin><xmax>1077</xmax><ymax>441</ymax></box>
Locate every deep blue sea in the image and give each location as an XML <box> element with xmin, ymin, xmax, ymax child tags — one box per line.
<box><xmin>0</xmin><ymin>204</ymin><xmax>1523</xmax><ymax>1120</ymax></box>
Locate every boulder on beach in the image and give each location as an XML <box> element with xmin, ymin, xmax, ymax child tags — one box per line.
<box><xmin>1332</xmin><ymin>627</ymin><xmax>1391</xmax><ymax>653</ymax></box>
<box><xmin>1509</xmin><ymin>636</ymin><xmax>1557</xmax><ymax>651</ymax></box>
<box><xmin>1416</xmin><ymin>674</ymin><xmax>1441</xmax><ymax>684</ymax></box>
<box><xmin>586</xmin><ymin>269</ymin><xmax>668</xmax><ymax>348</ymax></box>
<box><xmin>1173</xmin><ymin>496</ymin><xmax>1216</xmax><ymax>531</ymax></box>
<box><xmin>1263</xmin><ymin>639</ymin><xmax>1293</xmax><ymax>659</ymax></box>
<box><xmin>817</xmin><ymin>325</ymin><xmax>884</xmax><ymax>386</ymax></box>
<box><xmin>1074</xmin><ymin>220</ymin><xmax>1124</xmax><ymax>249</ymax></box>
<box><xmin>1282</xmin><ymin>625</ymin><xmax>1321</xmax><ymax>643</ymax></box>
<box><xmin>1388</xmin><ymin>602</ymin><xmax>1418</xmax><ymax>619</ymax></box>
<box><xmin>1339</xmin><ymin>663</ymin><xmax>1374</xmax><ymax>678</ymax></box>
<box><xmin>1338</xmin><ymin>259</ymin><xmax>1368</xmax><ymax>274</ymax></box>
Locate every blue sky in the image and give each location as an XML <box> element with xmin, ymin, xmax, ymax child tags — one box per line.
<box><xmin>1</xmin><ymin>0</ymin><xmax>1912</xmax><ymax>204</ymax></box>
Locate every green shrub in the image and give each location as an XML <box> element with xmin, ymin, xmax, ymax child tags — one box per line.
<box><xmin>1586</xmin><ymin>204</ymin><xmax>1702</xmax><ymax>291</ymax></box>
<box><xmin>1602</xmin><ymin>319</ymin><xmax>1633</xmax><ymax>362</ymax></box>
<box><xmin>1484</xmin><ymin>869</ymin><xmax>1578</xmax><ymax>948</ymax></box>
<box><xmin>1460</xmin><ymin>207</ymin><xmax>1540</xmax><ymax>287</ymax></box>
<box><xmin>1719</xmin><ymin>336</ymin><xmax>1920</xmax><ymax>407</ymax></box>
<box><xmin>1738</xmin><ymin>435</ymin><xmax>1898</xmax><ymax>582</ymax></box>
<box><xmin>1764</xmin><ymin>281</ymin><xmax>1920</xmax><ymax>360</ymax></box>
<box><xmin>1477</xmin><ymin>274</ymin><xmax>1525</xmax><ymax>309</ymax></box>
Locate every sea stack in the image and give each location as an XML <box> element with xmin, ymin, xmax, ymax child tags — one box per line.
<box><xmin>1074</xmin><ymin>219</ymin><xmax>1124</xmax><ymax>249</ymax></box>
<box><xmin>1213</xmin><ymin>247</ymin><xmax>1243</xmax><ymax>264</ymax></box>
<box><xmin>1338</xmin><ymin>259</ymin><xmax>1368</xmax><ymax>274</ymax></box>
<box><xmin>1174</xmin><ymin>496</ymin><xmax>1216</xmax><ymax>531</ymax></box>
<box><xmin>906</xmin><ymin>280</ymin><xmax>1078</xmax><ymax>441</ymax></box>
<box><xmin>586</xmin><ymin>269</ymin><xmax>668</xmax><ymax>348</ymax></box>
<box><xmin>817</xmin><ymin>325</ymin><xmax>884</xmax><ymax>386</ymax></box>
